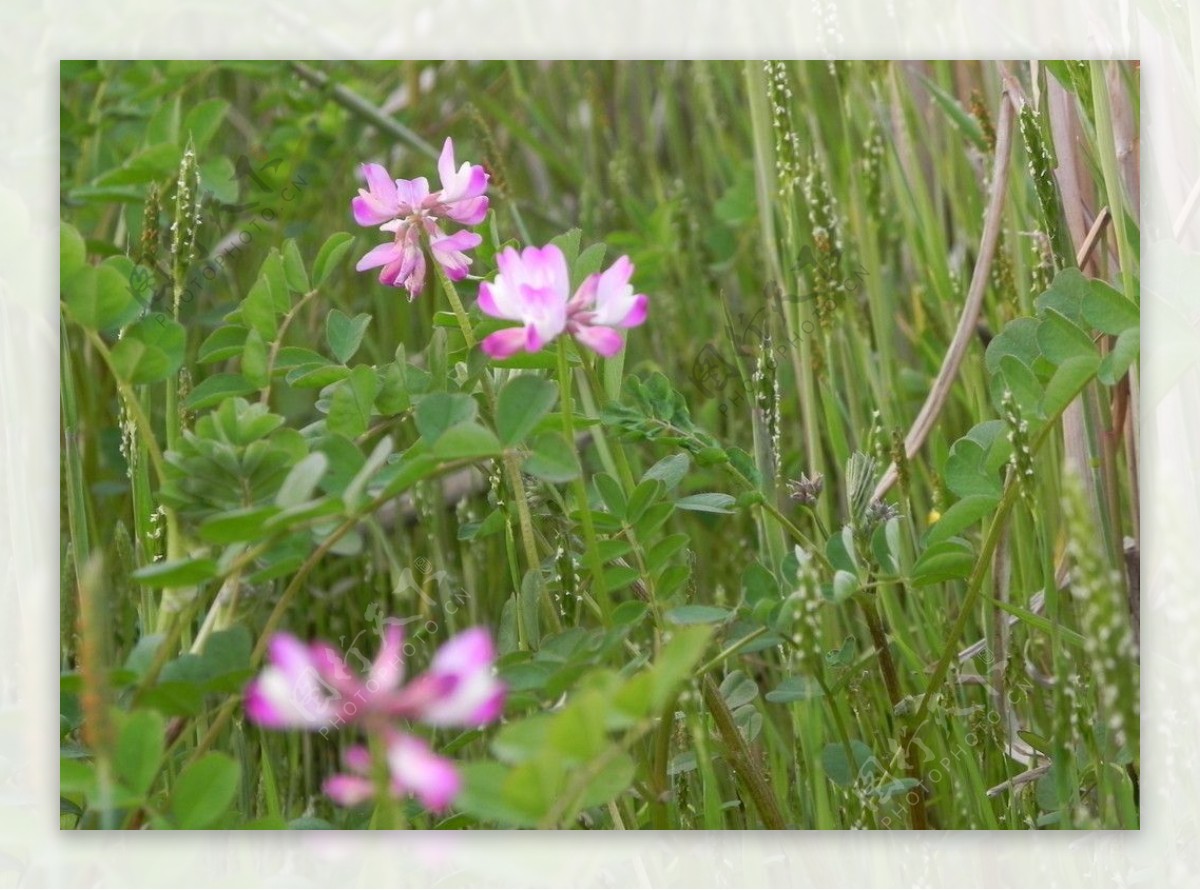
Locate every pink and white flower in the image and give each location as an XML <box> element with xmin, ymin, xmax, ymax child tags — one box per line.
<box><xmin>322</xmin><ymin>731</ymin><xmax>461</xmax><ymax>813</ymax></box>
<box><xmin>352</xmin><ymin>138</ymin><xmax>489</xmax><ymax>299</ymax></box>
<box><xmin>477</xmin><ymin>244</ymin><xmax>647</xmax><ymax>359</ymax></box>
<box><xmin>245</xmin><ymin>620</ymin><xmax>505</xmax><ymax>814</ymax></box>
<box><xmin>389</xmin><ymin>627</ymin><xmax>507</xmax><ymax>727</ymax></box>
<box><xmin>244</xmin><ymin>623</ymin><xmax>405</xmax><ymax>730</ymax></box>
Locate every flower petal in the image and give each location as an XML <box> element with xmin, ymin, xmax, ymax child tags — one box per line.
<box><xmin>588</xmin><ymin>256</ymin><xmax>647</xmax><ymax>327</ymax></box>
<box><xmin>431</xmin><ymin>229</ymin><xmax>483</xmax><ymax>281</ymax></box>
<box><xmin>481</xmin><ymin>326</ymin><xmax>529</xmax><ymax>359</ymax></box>
<box><xmin>437</xmin><ymin>138</ymin><xmax>457</xmax><ymax>190</ymax></box>
<box><xmin>323</xmin><ymin>774</ymin><xmax>375</xmax><ymax>807</ymax></box>
<box><xmin>409</xmin><ymin>628</ymin><xmax>507</xmax><ymax>727</ymax></box>
<box><xmin>516</xmin><ymin>283</ymin><xmax>568</xmax><ymax>344</ymax></box>
<box><xmin>356</xmin><ymin>240</ymin><xmax>404</xmax><ymax>272</ymax></box>
<box><xmin>572</xmin><ymin>324</ymin><xmax>626</xmax><ymax>357</ymax></box>
<box><xmin>386</xmin><ymin>732</ymin><xmax>461</xmax><ymax>813</ymax></box>
<box><xmin>244</xmin><ymin>665</ymin><xmax>335</xmax><ymax>730</ymax></box>
<box><xmin>367</xmin><ymin>623</ymin><xmax>406</xmax><ymax>692</ymax></box>
<box><xmin>351</xmin><ymin>163</ymin><xmax>401</xmax><ymax>226</ymax></box>
<box><xmin>616</xmin><ymin>292</ymin><xmax>648</xmax><ymax>328</ymax></box>
<box><xmin>343</xmin><ymin>744</ymin><xmax>372</xmax><ymax>775</ymax></box>
<box><xmin>443</xmin><ymin>194</ymin><xmax>489</xmax><ymax>225</ymax></box>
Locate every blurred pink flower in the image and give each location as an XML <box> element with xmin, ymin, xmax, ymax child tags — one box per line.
<box><xmin>477</xmin><ymin>244</ymin><xmax>647</xmax><ymax>359</ymax></box>
<box><xmin>243</xmin><ymin>623</ymin><xmax>405</xmax><ymax>730</ymax></box>
<box><xmin>322</xmin><ymin>731</ymin><xmax>461</xmax><ymax>813</ymax></box>
<box><xmin>245</xmin><ymin>621</ymin><xmax>505</xmax><ymax>813</ymax></box>
<box><xmin>352</xmin><ymin>138</ymin><xmax>489</xmax><ymax>299</ymax></box>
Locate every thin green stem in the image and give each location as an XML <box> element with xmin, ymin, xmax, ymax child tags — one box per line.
<box><xmin>558</xmin><ymin>339</ymin><xmax>611</xmax><ymax>618</ymax></box>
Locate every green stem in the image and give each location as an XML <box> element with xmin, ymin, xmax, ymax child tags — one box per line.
<box><xmin>435</xmin><ymin>259</ymin><xmax>558</xmax><ymax>637</ymax></box>
<box><xmin>700</xmin><ymin>674</ymin><xmax>786</xmax><ymax>829</ymax></box>
<box><xmin>369</xmin><ymin>730</ymin><xmax>406</xmax><ymax>830</ymax></box>
<box><xmin>558</xmin><ymin>339</ymin><xmax>611</xmax><ymax>618</ymax></box>
<box><xmin>61</xmin><ymin>318</ymin><xmax>92</xmax><ymax>583</ymax></box>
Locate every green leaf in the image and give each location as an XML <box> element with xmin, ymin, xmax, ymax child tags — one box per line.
<box><xmin>61</xmin><ymin>222</ymin><xmax>86</xmax><ymax>277</ymax></box>
<box><xmin>642</xmin><ymin>453</ymin><xmax>690</xmax><ymax>491</ymax></box>
<box><xmin>1042</xmin><ymin>352</ymin><xmax>1101</xmax><ymax>417</ymax></box>
<box><xmin>994</xmin><ymin>353</ymin><xmax>1045</xmax><ymax>419</ymax></box>
<box><xmin>198</xmin><ymin>505</ymin><xmax>282</xmax><ymax>544</ymax></box>
<box><xmin>925</xmin><ymin>494</ymin><xmax>999</xmax><ymax>545</ymax></box>
<box><xmin>1083</xmin><ymin>280</ymin><xmax>1139</xmax><ymax>335</ymax></box>
<box><xmin>62</xmin><ymin>263</ymin><xmax>142</xmax><ymax>332</ymax></box>
<box><xmin>414</xmin><ymin>392</ymin><xmax>477</xmax><ymax>443</ymax></box>
<box><xmin>326</xmin><ymin>365</ymin><xmax>379</xmax><ymax>439</ymax></box>
<box><xmin>92</xmin><ymin>142</ymin><xmax>179</xmax><ymax>187</ymax></box>
<box><xmin>275</xmin><ymin>452</ymin><xmax>328</xmax><ymax>507</ymax></box>
<box><xmin>241</xmin><ymin>328</ymin><xmax>268</xmax><ymax>388</ymax></box>
<box><xmin>719</xmin><ymin>670</ymin><xmax>759</xmax><ymax>709</ymax></box>
<box><xmin>523</xmin><ymin>431</ymin><xmax>581</xmax><ymax>483</ymax></box>
<box><xmin>114</xmin><ymin>710</ymin><xmax>165</xmax><ymax>797</ymax></box>
<box><xmin>1038</xmin><ymin>309</ymin><xmax>1098</xmax><ymax>365</ymax></box>
<box><xmin>132</xmin><ymin>557</ymin><xmax>217</xmax><ymax>587</ymax></box>
<box><xmin>198</xmin><ymin>325</ymin><xmax>248</xmax><ymax>363</ymax></box>
<box><xmin>984</xmin><ymin>316</ymin><xmax>1043</xmax><ymax>376</ymax></box>
<box><xmin>911</xmin><ymin>539</ymin><xmax>976</xmax><ymax>586</ymax></box>
<box><xmin>625</xmin><ymin>479</ymin><xmax>663</xmax><ymax>525</ymax></box>
<box><xmin>202</xmin><ymin>626</ymin><xmax>252</xmax><ymax>679</ymax></box>
<box><xmin>171</xmin><ymin>753</ymin><xmax>240</xmax><ymax>828</ymax></box>
<box><xmin>325</xmin><ymin>309</ymin><xmax>372</xmax><ymax>364</ymax></box>
<box><xmin>496</xmin><ymin>375</ymin><xmax>558</xmax><ymax>445</ymax></box>
<box><xmin>282</xmin><ymin>238</ymin><xmax>310</xmax><ymax>294</ymax></box>
<box><xmin>261</xmin><ymin>249</ymin><xmax>290</xmax><ymax>312</ymax></box>
<box><xmin>766</xmin><ymin>675</ymin><xmax>825</xmax><ymax>703</ymax></box>
<box><xmin>573</xmin><ymin>751</ymin><xmax>637</xmax><ymax>812</ymax></box>
<box><xmin>183</xmin><ymin>373</ymin><xmax>256</xmax><ymax>410</ymax></box>
<box><xmin>183</xmin><ymin>98</ymin><xmax>229</xmax><ymax>151</ymax></box>
<box><xmin>830</xmin><ymin>569</ymin><xmax>858</xmax><ymax>603</ymax></box>
<box><xmin>199</xmin><ymin>156</ymin><xmax>237</xmax><ymax>204</ymax></box>
<box><xmin>820</xmin><ymin>740</ymin><xmax>878</xmax><ymax>787</ymax></box>
<box><xmin>664</xmin><ymin>604</ymin><xmax>730</xmax><ymax>625</ymax></box>
<box><xmin>109</xmin><ymin>317</ymin><xmax>186</xmax><ymax>384</ymax></box>
<box><xmin>919</xmin><ymin>74</ymin><xmax>986</xmax><ymax>150</ymax></box>
<box><xmin>944</xmin><ymin>421</ymin><xmax>1010</xmax><ymax>500</ymax></box>
<box><xmin>549</xmin><ymin>228</ymin><xmax>582</xmax><ymax>270</ymax></box>
<box><xmin>1098</xmin><ymin>325</ymin><xmax>1139</xmax><ymax>385</ymax></box>
<box><xmin>286</xmin><ymin>362</ymin><xmax>348</xmax><ymax>389</ymax></box>
<box><xmin>273</xmin><ymin>346</ymin><xmax>328</xmax><ymax>373</ymax></box>
<box><xmin>675</xmin><ymin>492</ymin><xmax>736</xmax><ymax>514</ymax></box>
<box><xmin>594</xmin><ymin>473</ymin><xmax>627</xmax><ymax>517</ymax></box>
<box><xmin>312</xmin><ymin>232</ymin><xmax>355</xmax><ymax>286</ymax></box>
<box><xmin>431</xmin><ymin>422</ymin><xmax>503</xmax><ymax>461</ymax></box>
<box><xmin>240</xmin><ymin>275</ymin><xmax>277</xmax><ymax>340</ymax></box>
<box><xmin>643</xmin><ymin>625</ymin><xmax>712</xmax><ymax>711</ymax></box>
<box><xmin>573</xmin><ymin>242</ymin><xmax>608</xmax><ymax>288</ymax></box>
<box><xmin>1035</xmin><ymin>267</ymin><xmax>1092</xmax><ymax>326</ymax></box>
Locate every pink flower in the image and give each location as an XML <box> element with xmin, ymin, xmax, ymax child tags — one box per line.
<box><xmin>245</xmin><ymin>620</ymin><xmax>505</xmax><ymax>814</ymax></box>
<box><xmin>244</xmin><ymin>623</ymin><xmax>405</xmax><ymax>731</ymax></box>
<box><xmin>352</xmin><ymin>138</ymin><xmax>489</xmax><ymax>299</ymax></box>
<box><xmin>389</xmin><ymin>628</ymin><xmax>507</xmax><ymax>727</ymax></box>
<box><xmin>322</xmin><ymin>731</ymin><xmax>462</xmax><ymax>813</ymax></box>
<box><xmin>477</xmin><ymin>244</ymin><xmax>647</xmax><ymax>359</ymax></box>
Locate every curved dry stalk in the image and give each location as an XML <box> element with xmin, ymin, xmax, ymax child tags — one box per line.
<box><xmin>873</xmin><ymin>88</ymin><xmax>1016</xmax><ymax>501</ymax></box>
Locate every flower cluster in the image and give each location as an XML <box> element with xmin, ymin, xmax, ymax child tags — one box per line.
<box><xmin>352</xmin><ymin>138</ymin><xmax>489</xmax><ymax>299</ymax></box>
<box><xmin>350</xmin><ymin>145</ymin><xmax>648</xmax><ymax>359</ymax></box>
<box><xmin>245</xmin><ymin>621</ymin><xmax>504</xmax><ymax>813</ymax></box>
